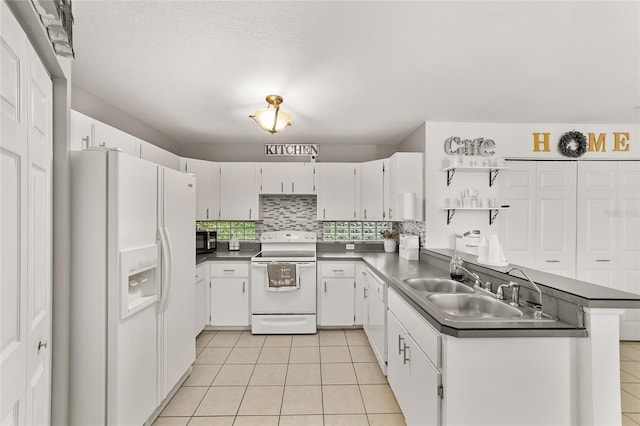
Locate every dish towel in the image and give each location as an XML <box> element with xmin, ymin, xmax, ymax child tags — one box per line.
<box><xmin>266</xmin><ymin>263</ymin><xmax>299</xmax><ymax>292</ymax></box>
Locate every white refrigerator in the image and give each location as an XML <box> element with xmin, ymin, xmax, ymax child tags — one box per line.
<box><xmin>70</xmin><ymin>149</ymin><xmax>195</xmax><ymax>426</ymax></box>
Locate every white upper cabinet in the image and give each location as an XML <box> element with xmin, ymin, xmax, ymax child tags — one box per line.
<box><xmin>70</xmin><ymin>110</ymin><xmax>94</xmax><ymax>151</ymax></box>
<box><xmin>218</xmin><ymin>163</ymin><xmax>257</xmax><ymax>220</ymax></box>
<box><xmin>140</xmin><ymin>140</ymin><xmax>180</xmax><ymax>170</ymax></box>
<box><xmin>93</xmin><ymin>120</ymin><xmax>141</xmax><ymax>157</ymax></box>
<box><xmin>387</xmin><ymin>153</ymin><xmax>424</xmax><ymax>221</ymax></box>
<box><xmin>360</xmin><ymin>159</ymin><xmax>386</xmax><ymax>221</ymax></box>
<box><xmin>258</xmin><ymin>163</ymin><xmax>315</xmax><ymax>195</ymax></box>
<box><xmin>180</xmin><ymin>158</ymin><xmax>217</xmax><ymax>221</ymax></box>
<box><xmin>317</xmin><ymin>163</ymin><xmax>360</xmax><ymax>220</ymax></box>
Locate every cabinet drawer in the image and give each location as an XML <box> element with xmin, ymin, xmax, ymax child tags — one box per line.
<box><xmin>320</xmin><ymin>263</ymin><xmax>355</xmax><ymax>277</ymax></box>
<box><xmin>210</xmin><ymin>262</ymin><xmax>249</xmax><ymax>277</ymax></box>
<box><xmin>388</xmin><ymin>288</ymin><xmax>441</xmax><ymax>368</ymax></box>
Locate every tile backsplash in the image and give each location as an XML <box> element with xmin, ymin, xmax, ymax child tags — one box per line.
<box><xmin>257</xmin><ymin>195</ymin><xmax>322</xmax><ymax>237</ymax></box>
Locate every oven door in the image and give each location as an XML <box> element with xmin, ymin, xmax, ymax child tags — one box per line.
<box><xmin>251</xmin><ymin>261</ymin><xmax>316</xmax><ymax>314</ymax></box>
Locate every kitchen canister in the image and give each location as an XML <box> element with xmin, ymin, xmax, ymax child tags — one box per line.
<box><xmin>384</xmin><ymin>239</ymin><xmax>397</xmax><ymax>253</ymax></box>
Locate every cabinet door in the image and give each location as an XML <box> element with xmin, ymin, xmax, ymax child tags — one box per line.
<box><xmin>70</xmin><ymin>110</ymin><xmax>93</xmax><ymax>151</ymax></box>
<box><xmin>318</xmin><ymin>163</ymin><xmax>358</xmax><ymax>220</ymax></box>
<box><xmin>499</xmin><ymin>161</ymin><xmax>537</xmax><ymax>268</ymax></box>
<box><xmin>360</xmin><ymin>159</ymin><xmax>385</xmax><ymax>220</ymax></box>
<box><xmin>210</xmin><ymin>277</ymin><xmax>249</xmax><ymax>326</ymax></box>
<box><xmin>354</xmin><ymin>264</ymin><xmax>367</xmax><ymax>326</ymax></box>
<box><xmin>318</xmin><ymin>278</ymin><xmax>355</xmax><ymax>326</ymax></box>
<box><xmin>387</xmin><ymin>312</ymin><xmax>408</xmax><ymax>415</ymax></box>
<box><xmin>219</xmin><ymin>163</ymin><xmax>257</xmax><ymax>220</ymax></box>
<box><xmin>535</xmin><ymin>162</ymin><xmax>577</xmax><ymax>278</ymax></box>
<box><xmin>388</xmin><ymin>153</ymin><xmax>423</xmax><ymax>221</ymax></box>
<box><xmin>576</xmin><ymin>162</ymin><xmax>617</xmax><ymax>285</ymax></box>
<box><xmin>259</xmin><ymin>163</ymin><xmax>287</xmax><ymax>194</ymax></box>
<box><xmin>618</xmin><ymin>161</ymin><xmax>640</xmax><ymax>340</ymax></box>
<box><xmin>287</xmin><ymin>163</ymin><xmax>315</xmax><ymax>194</ymax></box>
<box><xmin>182</xmin><ymin>158</ymin><xmax>217</xmax><ymax>220</ymax></box>
<box><xmin>195</xmin><ymin>264</ymin><xmax>207</xmax><ymax>335</ymax></box>
<box><xmin>403</xmin><ymin>333</ymin><xmax>441</xmax><ymax>426</ymax></box>
<box><xmin>93</xmin><ymin>120</ymin><xmax>141</xmax><ymax>157</ymax></box>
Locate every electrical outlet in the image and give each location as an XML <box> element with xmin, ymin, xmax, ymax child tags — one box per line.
<box><xmin>346</xmin><ymin>244</ymin><xmax>355</xmax><ymax>250</ymax></box>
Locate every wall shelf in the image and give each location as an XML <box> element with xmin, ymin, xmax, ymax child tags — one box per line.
<box><xmin>442</xmin><ymin>207</ymin><xmax>510</xmax><ymax>225</ymax></box>
<box><xmin>443</xmin><ymin>166</ymin><xmax>509</xmax><ymax>187</ymax></box>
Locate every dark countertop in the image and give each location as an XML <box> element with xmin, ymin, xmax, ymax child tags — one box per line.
<box><xmin>197</xmin><ymin>247</ymin><xmax>640</xmax><ymax>338</ymax></box>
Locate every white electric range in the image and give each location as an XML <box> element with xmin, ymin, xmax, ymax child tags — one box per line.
<box><xmin>250</xmin><ymin>231</ymin><xmax>317</xmax><ymax>334</ymax></box>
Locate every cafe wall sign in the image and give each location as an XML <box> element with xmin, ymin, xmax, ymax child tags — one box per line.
<box><xmin>532</xmin><ymin>131</ymin><xmax>631</xmax><ymax>157</ymax></box>
<box><xmin>443</xmin><ymin>136</ymin><xmax>496</xmax><ymax>157</ymax></box>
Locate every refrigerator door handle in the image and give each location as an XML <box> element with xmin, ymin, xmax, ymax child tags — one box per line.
<box><xmin>159</xmin><ymin>226</ymin><xmax>173</xmax><ymax>311</ymax></box>
<box><xmin>161</xmin><ymin>226</ymin><xmax>174</xmax><ymax>312</ymax></box>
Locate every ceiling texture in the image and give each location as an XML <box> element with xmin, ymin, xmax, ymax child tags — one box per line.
<box><xmin>71</xmin><ymin>1</ymin><xmax>640</xmax><ymax>147</ymax></box>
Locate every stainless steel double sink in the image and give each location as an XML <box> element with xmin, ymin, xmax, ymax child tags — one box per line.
<box><xmin>399</xmin><ymin>278</ymin><xmax>555</xmax><ymax>322</ymax></box>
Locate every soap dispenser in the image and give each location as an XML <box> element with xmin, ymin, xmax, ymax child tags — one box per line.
<box><xmin>450</xmin><ymin>251</ymin><xmax>464</xmax><ymax>281</ymax></box>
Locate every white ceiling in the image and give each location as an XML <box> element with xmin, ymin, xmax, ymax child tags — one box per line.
<box><xmin>71</xmin><ymin>1</ymin><xmax>640</xmax><ymax>146</ymax></box>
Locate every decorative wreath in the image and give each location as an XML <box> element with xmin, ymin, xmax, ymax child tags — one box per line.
<box><xmin>558</xmin><ymin>130</ymin><xmax>587</xmax><ymax>158</ymax></box>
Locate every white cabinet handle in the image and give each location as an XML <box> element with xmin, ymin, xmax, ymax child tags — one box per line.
<box><xmin>291</xmin><ymin>182</ymin><xmax>294</xmax><ymax>193</ymax></box>
<box><xmin>596</xmin><ymin>259</ymin><xmax>611</xmax><ymax>262</ymax></box>
<box><xmin>38</xmin><ymin>340</ymin><xmax>48</xmax><ymax>352</ymax></box>
<box><xmin>364</xmin><ymin>209</ymin><xmax>367</xmax><ymax>219</ymax></box>
<box><xmin>242</xmin><ymin>281</ymin><xmax>246</xmax><ymax>293</ymax></box>
<box><xmin>281</xmin><ymin>182</ymin><xmax>284</xmax><ymax>193</ymax></box>
<box><xmin>402</xmin><ymin>343</ymin><xmax>410</xmax><ymax>364</ymax></box>
<box><xmin>223</xmin><ymin>269</ymin><xmax>235</xmax><ymax>272</ymax></box>
<box><xmin>332</xmin><ymin>269</ymin><xmax>344</xmax><ymax>273</ymax></box>
<box><xmin>324</xmin><ymin>281</ymin><xmax>327</xmax><ymax>293</ymax></box>
<box><xmin>398</xmin><ymin>335</ymin><xmax>404</xmax><ymax>355</ymax></box>
<box><xmin>545</xmin><ymin>260</ymin><xmax>560</xmax><ymax>263</ymax></box>
<box><xmin>364</xmin><ymin>287</ymin><xmax>368</xmax><ymax>299</ymax></box>
<box><xmin>249</xmin><ymin>208</ymin><xmax>252</xmax><ymax>219</ymax></box>
<box><xmin>323</xmin><ymin>209</ymin><xmax>326</xmax><ymax>219</ymax></box>
<box><xmin>206</xmin><ymin>208</ymin><xmax>209</xmax><ymax>219</ymax></box>
<box><xmin>389</xmin><ymin>208</ymin><xmax>393</xmax><ymax>219</ymax></box>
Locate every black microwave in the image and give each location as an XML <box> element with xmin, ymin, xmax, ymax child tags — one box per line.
<box><xmin>196</xmin><ymin>230</ymin><xmax>217</xmax><ymax>253</ymax></box>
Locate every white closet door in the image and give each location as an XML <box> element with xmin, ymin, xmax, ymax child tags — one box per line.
<box><xmin>1</xmin><ymin>4</ymin><xmax>53</xmax><ymax>424</ymax></box>
<box><xmin>576</xmin><ymin>162</ymin><xmax>617</xmax><ymax>286</ymax></box>
<box><xmin>499</xmin><ymin>161</ymin><xmax>537</xmax><ymax>268</ymax></box>
<box><xmin>618</xmin><ymin>161</ymin><xmax>640</xmax><ymax>340</ymax></box>
<box><xmin>535</xmin><ymin>162</ymin><xmax>577</xmax><ymax>278</ymax></box>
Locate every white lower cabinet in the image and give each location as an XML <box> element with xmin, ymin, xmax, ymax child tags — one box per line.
<box><xmin>210</xmin><ymin>262</ymin><xmax>250</xmax><ymax>326</ymax></box>
<box><xmin>388</xmin><ymin>288</ymin><xmax>441</xmax><ymax>426</ymax></box>
<box><xmin>195</xmin><ymin>263</ymin><xmax>209</xmax><ymax>336</ymax></box>
<box><xmin>388</xmin><ymin>311</ymin><xmax>441</xmax><ymax>426</ymax></box>
<box><xmin>317</xmin><ymin>262</ymin><xmax>356</xmax><ymax>326</ymax></box>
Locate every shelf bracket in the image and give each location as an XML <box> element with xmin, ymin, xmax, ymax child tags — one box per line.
<box><xmin>446</xmin><ymin>168</ymin><xmax>455</xmax><ymax>186</ymax></box>
<box><xmin>489</xmin><ymin>169</ymin><xmax>500</xmax><ymax>187</ymax></box>
<box><xmin>446</xmin><ymin>209</ymin><xmax>455</xmax><ymax>225</ymax></box>
<box><xmin>489</xmin><ymin>209</ymin><xmax>500</xmax><ymax>225</ymax></box>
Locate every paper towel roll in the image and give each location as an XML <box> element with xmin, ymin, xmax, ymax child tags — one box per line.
<box><xmin>402</xmin><ymin>193</ymin><xmax>416</xmax><ymax>220</ymax></box>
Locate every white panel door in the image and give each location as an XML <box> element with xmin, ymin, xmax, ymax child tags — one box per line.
<box><xmin>499</xmin><ymin>161</ymin><xmax>537</xmax><ymax>268</ymax></box>
<box><xmin>360</xmin><ymin>159</ymin><xmax>385</xmax><ymax>221</ymax></box>
<box><xmin>287</xmin><ymin>163</ymin><xmax>315</xmax><ymax>195</ymax></box>
<box><xmin>160</xmin><ymin>168</ymin><xmax>196</xmax><ymax>399</ymax></box>
<box><xmin>535</xmin><ymin>162</ymin><xmax>577</xmax><ymax>278</ymax></box>
<box><xmin>258</xmin><ymin>163</ymin><xmax>287</xmax><ymax>194</ymax></box>
<box><xmin>318</xmin><ymin>278</ymin><xmax>355</xmax><ymax>326</ymax></box>
<box><xmin>218</xmin><ymin>163</ymin><xmax>257</xmax><ymax>220</ymax></box>
<box><xmin>318</xmin><ymin>163</ymin><xmax>358</xmax><ymax>220</ymax></box>
<box><xmin>1</xmin><ymin>4</ymin><xmax>29</xmax><ymax>424</ymax></box>
<box><xmin>181</xmin><ymin>158</ymin><xmax>217</xmax><ymax>220</ymax></box>
<box><xmin>1</xmin><ymin>5</ymin><xmax>53</xmax><ymax>424</ymax></box>
<box><xmin>25</xmin><ymin>41</ymin><xmax>53</xmax><ymax>426</ymax></box>
<box><xmin>618</xmin><ymin>161</ymin><xmax>640</xmax><ymax>340</ymax></box>
<box><xmin>576</xmin><ymin>162</ymin><xmax>617</xmax><ymax>286</ymax></box>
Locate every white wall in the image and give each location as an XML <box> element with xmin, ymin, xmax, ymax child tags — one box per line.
<box><xmin>71</xmin><ymin>85</ymin><xmax>182</xmax><ymax>155</ymax></box>
<box><xmin>423</xmin><ymin>121</ymin><xmax>640</xmax><ymax>250</ymax></box>
<box><xmin>398</xmin><ymin>122</ymin><xmax>426</xmax><ymax>152</ymax></box>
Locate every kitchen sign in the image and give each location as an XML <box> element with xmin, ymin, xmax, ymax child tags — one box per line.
<box><xmin>532</xmin><ymin>132</ymin><xmax>631</xmax><ymax>153</ymax></box>
<box><xmin>265</xmin><ymin>144</ymin><xmax>319</xmax><ymax>157</ymax></box>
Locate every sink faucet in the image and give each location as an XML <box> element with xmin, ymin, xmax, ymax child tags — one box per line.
<box><xmin>506</xmin><ymin>267</ymin><xmax>544</xmax><ymax>318</ymax></box>
<box><xmin>456</xmin><ymin>265</ymin><xmax>491</xmax><ymax>292</ymax></box>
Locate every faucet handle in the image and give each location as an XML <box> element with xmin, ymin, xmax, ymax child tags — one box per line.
<box><xmin>509</xmin><ymin>283</ymin><xmax>520</xmax><ymax>307</ymax></box>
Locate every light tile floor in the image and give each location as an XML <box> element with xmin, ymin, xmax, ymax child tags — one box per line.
<box><xmin>155</xmin><ymin>329</ymin><xmax>405</xmax><ymax>426</ymax></box>
<box><xmin>622</xmin><ymin>341</ymin><xmax>640</xmax><ymax>426</ymax></box>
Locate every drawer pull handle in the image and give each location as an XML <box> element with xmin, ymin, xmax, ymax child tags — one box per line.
<box><xmin>398</xmin><ymin>335</ymin><xmax>404</xmax><ymax>355</ymax></box>
<box><xmin>223</xmin><ymin>269</ymin><xmax>235</xmax><ymax>272</ymax></box>
<box><xmin>332</xmin><ymin>269</ymin><xmax>344</xmax><ymax>273</ymax></box>
<box><xmin>402</xmin><ymin>343</ymin><xmax>410</xmax><ymax>364</ymax></box>
<box><xmin>545</xmin><ymin>260</ymin><xmax>560</xmax><ymax>263</ymax></box>
<box><xmin>596</xmin><ymin>259</ymin><xmax>611</xmax><ymax>262</ymax></box>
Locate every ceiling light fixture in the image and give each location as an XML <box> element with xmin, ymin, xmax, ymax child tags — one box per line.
<box><xmin>250</xmin><ymin>94</ymin><xmax>292</xmax><ymax>134</ymax></box>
